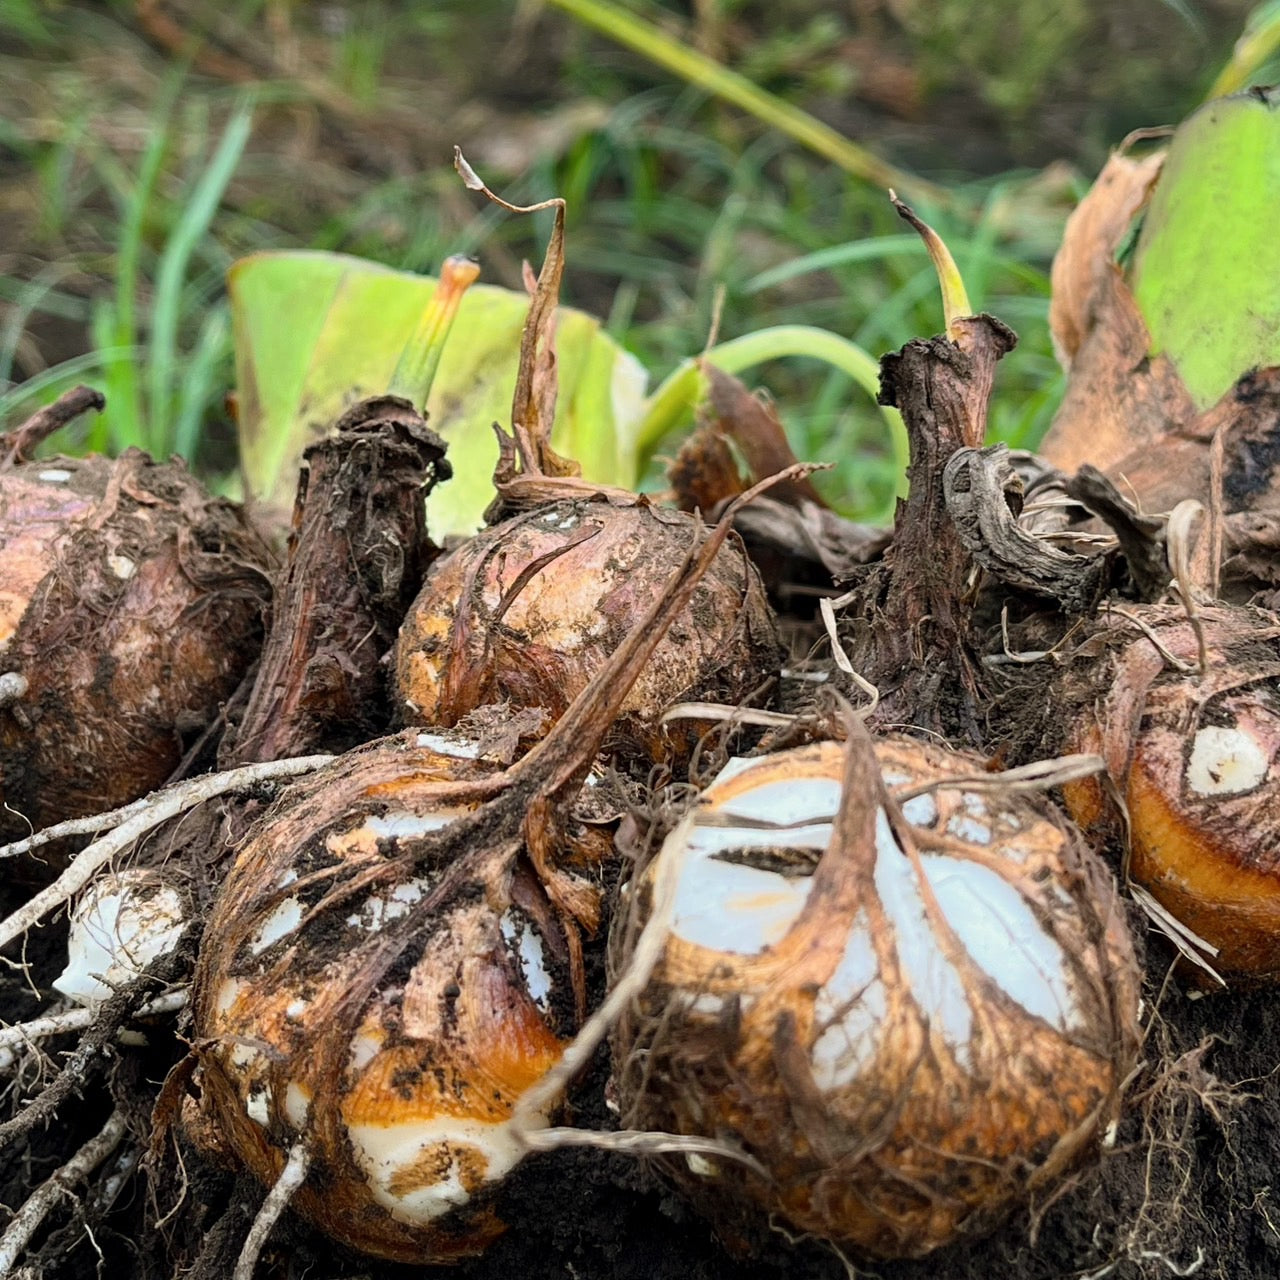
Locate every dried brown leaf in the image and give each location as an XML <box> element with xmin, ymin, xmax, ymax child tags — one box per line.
<box><xmin>1041</xmin><ymin>263</ymin><xmax>1194</xmax><ymax>473</ymax></box>
<box><xmin>703</xmin><ymin>365</ymin><xmax>826</xmax><ymax>507</ymax></box>
<box><xmin>668</xmin><ymin>424</ymin><xmax>746</xmax><ymax>514</ymax></box>
<box><xmin>1048</xmin><ymin>149</ymin><xmax>1164</xmax><ymax>368</ymax></box>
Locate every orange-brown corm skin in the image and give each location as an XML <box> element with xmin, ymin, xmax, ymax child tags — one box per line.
<box><xmin>1059</xmin><ymin>605</ymin><xmax>1280</xmax><ymax>981</ymax></box>
<box><xmin>193</xmin><ymin>734</ymin><xmax>574</xmax><ymax>1263</ymax></box>
<box><xmin>615</xmin><ymin>738</ymin><xmax>1141</xmax><ymax>1259</ymax></box>
<box><xmin>394</xmin><ymin>497</ymin><xmax>780</xmax><ymax>764</ymax></box>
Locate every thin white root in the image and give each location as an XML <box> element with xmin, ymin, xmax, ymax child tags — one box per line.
<box><xmin>0</xmin><ymin>1109</ymin><xmax>126</xmax><ymax>1276</ymax></box>
<box><xmin>0</xmin><ymin>756</ymin><xmax>333</xmax><ymax>955</ymax></box>
<box><xmin>1</xmin><ymin>794</ymin><xmax>157</xmax><ymax>862</ymax></box>
<box><xmin>983</xmin><ymin>606</ymin><xmax>1084</xmax><ymax>667</ymax></box>
<box><xmin>819</xmin><ymin>597</ymin><xmax>879</xmax><ymax>714</ymax></box>
<box><xmin>0</xmin><ymin>990</ymin><xmax>189</xmax><ymax>1062</ymax></box>
<box><xmin>233</xmin><ymin>1142</ymin><xmax>310</xmax><ymax>1280</ymax></box>
<box><xmin>661</xmin><ymin>702</ymin><xmax>799</xmax><ymax>729</ymax></box>
<box><xmin>1108</xmin><ymin>606</ymin><xmax>1196</xmax><ymax>673</ymax></box>
<box><xmin>891</xmin><ymin>752</ymin><xmax>1106</xmax><ymax>802</ymax></box>
<box><xmin>521</xmin><ymin>1125</ymin><xmax>767</xmax><ymax>1175</ymax></box>
<box><xmin>1130</xmin><ymin>885</ymin><xmax>1226</xmax><ymax>988</ymax></box>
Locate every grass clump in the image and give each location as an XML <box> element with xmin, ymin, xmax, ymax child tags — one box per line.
<box><xmin>0</xmin><ymin>0</ymin><xmax>1259</xmax><ymax>519</ymax></box>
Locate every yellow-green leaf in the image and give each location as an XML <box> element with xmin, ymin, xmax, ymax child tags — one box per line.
<box><xmin>1130</xmin><ymin>87</ymin><xmax>1280</xmax><ymax>410</ymax></box>
<box><xmin>229</xmin><ymin>250</ymin><xmax>647</xmax><ymax>537</ymax></box>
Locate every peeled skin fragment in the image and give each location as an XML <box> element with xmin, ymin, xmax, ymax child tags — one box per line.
<box><xmin>191</xmin><ymin>732</ymin><xmax>577</xmax><ymax>1264</ymax></box>
<box><xmin>612</xmin><ymin>738</ymin><xmax>1141</xmax><ymax>1260</ymax></box>
<box><xmin>394</xmin><ymin>497</ymin><xmax>781</xmax><ymax>764</ymax></box>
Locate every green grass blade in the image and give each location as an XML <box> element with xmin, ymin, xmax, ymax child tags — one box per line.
<box><xmin>0</xmin><ymin>348</ymin><xmax>138</xmax><ymax>431</ymax></box>
<box><xmin>635</xmin><ymin>323</ymin><xmax>905</xmax><ymax>481</ymax></box>
<box><xmin>108</xmin><ymin>71</ymin><xmax>182</xmax><ymax>450</ymax></box>
<box><xmin>1208</xmin><ymin>0</ymin><xmax>1280</xmax><ymax>96</ymax></box>
<box><xmin>0</xmin><ymin>265</ymin><xmax>75</xmax><ymax>388</ymax></box>
<box><xmin>544</xmin><ymin>0</ymin><xmax>945</xmax><ymax>205</ymax></box>
<box><xmin>744</xmin><ymin>234</ymin><xmax>926</xmax><ymax>293</ymax></box>
<box><xmin>173</xmin><ymin>305</ymin><xmax>231</xmax><ymax>461</ymax></box>
<box><xmin>147</xmin><ymin>96</ymin><xmax>254</xmax><ymax>456</ymax></box>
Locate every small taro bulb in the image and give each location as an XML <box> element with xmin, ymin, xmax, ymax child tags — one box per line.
<box><xmin>1059</xmin><ymin>603</ymin><xmax>1280</xmax><ymax>980</ymax></box>
<box><xmin>394</xmin><ymin>497</ymin><xmax>781</xmax><ymax>764</ymax></box>
<box><xmin>611</xmin><ymin>735</ymin><xmax>1141</xmax><ymax>1259</ymax></box>
<box><xmin>0</xmin><ymin>449</ymin><xmax>270</xmax><ymax>844</ymax></box>
<box><xmin>191</xmin><ymin>732</ymin><xmax>586</xmax><ymax>1264</ymax></box>
<box><xmin>55</xmin><ymin>868</ymin><xmax>189</xmax><ymax>1006</ymax></box>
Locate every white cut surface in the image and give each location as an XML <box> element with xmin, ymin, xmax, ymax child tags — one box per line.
<box><xmin>872</xmin><ymin>809</ymin><xmax>975</xmax><ymax>1066</ymax></box>
<box><xmin>414</xmin><ymin>732</ymin><xmax>481</xmax><ymax>758</ymax></box>
<box><xmin>900</xmin><ymin>792</ymin><xmax>938</xmax><ymax>826</ymax></box>
<box><xmin>346</xmin><ymin>1111</ymin><xmax>549</xmax><ymax>1224</ymax></box>
<box><xmin>666</xmin><ymin>758</ymin><xmax>838</xmax><ymax>954</ymax></box>
<box><xmin>229</xmin><ymin>1042</ymin><xmax>264</xmax><ymax>1073</ymax></box>
<box><xmin>715</xmin><ymin>775</ymin><xmax>841</xmax><ymax>826</ymax></box>
<box><xmin>671</xmin><ymin>851</ymin><xmax>815</xmax><ymax>954</ymax></box>
<box><xmin>284</xmin><ymin>1082</ymin><xmax>310</xmax><ymax>1128</ymax></box>
<box><xmin>500</xmin><ymin>912</ymin><xmax>553</xmax><ymax>1010</ymax></box>
<box><xmin>865</xmin><ymin>809</ymin><xmax>1081</xmax><ymax>1069</ymax></box>
<box><xmin>366</xmin><ymin>812</ymin><xmax>456</xmax><ymax>839</ymax></box>
<box><xmin>1187</xmin><ymin>724</ymin><xmax>1269</xmax><ymax>796</ymax></box>
<box><xmin>246</xmin><ymin>1085</ymin><xmax>271</xmax><ymax>1127</ymax></box>
<box><xmin>215</xmin><ymin>978</ymin><xmax>245</xmax><ymax>1017</ymax></box>
<box><xmin>947</xmin><ymin>812</ymin><xmax>993</xmax><ymax>845</ymax></box>
<box><xmin>54</xmin><ymin>872</ymin><xmax>187</xmax><ymax>1006</ymax></box>
<box><xmin>347</xmin><ymin>876</ymin><xmax>430</xmax><ymax>930</ymax></box>
<box><xmin>921</xmin><ymin>854</ymin><xmax>1080</xmax><ymax>1034</ymax></box>
<box><xmin>248</xmin><ymin>896</ymin><xmax>304</xmax><ymax>955</ymax></box>
<box><xmin>810</xmin><ymin>909</ymin><xmax>887</xmax><ymax>1091</ymax></box>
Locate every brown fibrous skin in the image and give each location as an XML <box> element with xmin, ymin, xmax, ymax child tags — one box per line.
<box><xmin>190</xmin><ymin>479</ymin><xmax>791</xmax><ymax>1266</ymax></box>
<box><xmin>1056</xmin><ymin>603</ymin><xmax>1280</xmax><ymax>981</ymax></box>
<box><xmin>394</xmin><ymin>496</ymin><xmax>782</xmax><ymax>765</ymax></box>
<box><xmin>611</xmin><ymin>735</ymin><xmax>1141</xmax><ymax>1260</ymax></box>
<box><xmin>220</xmin><ymin>395</ymin><xmax>450</xmax><ymax>767</ymax></box>
<box><xmin>0</xmin><ymin>449</ymin><xmax>272</xmax><ymax>844</ymax></box>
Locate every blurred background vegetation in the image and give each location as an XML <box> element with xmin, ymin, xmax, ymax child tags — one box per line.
<box><xmin>1</xmin><ymin>0</ymin><xmax>1277</xmax><ymax>519</ymax></box>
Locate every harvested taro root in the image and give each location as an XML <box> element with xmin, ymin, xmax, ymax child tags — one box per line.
<box><xmin>189</xmin><ymin>479</ymin><xmax>789</xmax><ymax>1264</ymax></box>
<box><xmin>394</xmin><ymin>494</ymin><xmax>781</xmax><ymax>766</ymax></box>
<box><xmin>1056</xmin><ymin>602</ymin><xmax>1280</xmax><ymax>982</ymax></box>
<box><xmin>0</xmin><ymin>387</ymin><xmax>273</xmax><ymax>848</ymax></box>
<box><xmin>610</xmin><ymin>731</ymin><xmax>1141</xmax><ymax>1259</ymax></box>
<box><xmin>186</xmin><ymin>163</ymin><xmax>795</xmax><ymax>1268</ymax></box>
<box><xmin>395</xmin><ymin>158</ymin><xmax>781</xmax><ymax>766</ymax></box>
<box><xmin>594</xmin><ymin>201</ymin><xmax>1144</xmax><ymax>1265</ymax></box>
